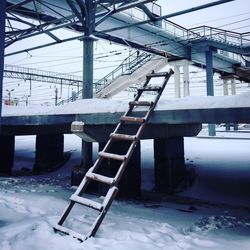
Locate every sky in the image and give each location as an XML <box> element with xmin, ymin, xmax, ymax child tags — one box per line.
<box><xmin>3</xmin><ymin>0</ymin><xmax>250</xmax><ymax>105</ymax></box>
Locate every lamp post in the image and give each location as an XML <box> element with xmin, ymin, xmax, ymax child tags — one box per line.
<box><xmin>6</xmin><ymin>89</ymin><xmax>14</xmax><ymax>105</ymax></box>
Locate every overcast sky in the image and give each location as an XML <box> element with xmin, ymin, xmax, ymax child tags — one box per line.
<box><xmin>3</xmin><ymin>0</ymin><xmax>250</xmax><ymax>102</ymax></box>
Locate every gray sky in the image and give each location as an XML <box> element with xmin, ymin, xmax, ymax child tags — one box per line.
<box><xmin>3</xmin><ymin>0</ymin><xmax>250</xmax><ymax>103</ymax></box>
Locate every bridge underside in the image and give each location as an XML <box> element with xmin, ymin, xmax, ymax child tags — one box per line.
<box><xmin>1</xmin><ymin>107</ymin><xmax>250</xmax><ymax>139</ymax></box>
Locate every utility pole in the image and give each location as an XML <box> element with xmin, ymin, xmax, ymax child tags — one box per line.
<box><xmin>55</xmin><ymin>87</ymin><xmax>58</xmax><ymax>106</ymax></box>
<box><xmin>6</xmin><ymin>89</ymin><xmax>14</xmax><ymax>105</ymax></box>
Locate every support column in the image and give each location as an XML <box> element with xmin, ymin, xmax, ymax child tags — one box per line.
<box><xmin>34</xmin><ymin>134</ymin><xmax>64</xmax><ymax>173</ymax></box>
<box><xmin>183</xmin><ymin>61</ymin><xmax>190</xmax><ymax>97</ymax></box>
<box><xmin>223</xmin><ymin>79</ymin><xmax>228</xmax><ymax>96</ymax></box>
<box><xmin>0</xmin><ymin>135</ymin><xmax>15</xmax><ymax>175</ymax></box>
<box><xmin>154</xmin><ymin>137</ymin><xmax>185</xmax><ymax>194</ymax></box>
<box><xmin>0</xmin><ymin>0</ymin><xmax>6</xmax><ymax>129</ymax></box>
<box><xmin>230</xmin><ymin>78</ymin><xmax>238</xmax><ymax>130</ymax></box>
<box><xmin>82</xmin><ymin>36</ymin><xmax>94</xmax><ymax>99</ymax></box>
<box><xmin>230</xmin><ymin>78</ymin><xmax>236</xmax><ymax>95</ymax></box>
<box><xmin>174</xmin><ymin>65</ymin><xmax>181</xmax><ymax>98</ymax></box>
<box><xmin>205</xmin><ymin>49</ymin><xmax>216</xmax><ymax>136</ymax></box>
<box><xmin>75</xmin><ymin>36</ymin><xmax>95</xmax><ymax>181</ymax></box>
<box><xmin>98</xmin><ymin>141</ymin><xmax>141</xmax><ymax>199</ymax></box>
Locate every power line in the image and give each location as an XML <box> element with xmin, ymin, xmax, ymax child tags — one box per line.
<box><xmin>217</xmin><ymin>18</ymin><xmax>250</xmax><ymax>28</ymax></box>
<box><xmin>187</xmin><ymin>11</ymin><xmax>250</xmax><ymax>27</ymax></box>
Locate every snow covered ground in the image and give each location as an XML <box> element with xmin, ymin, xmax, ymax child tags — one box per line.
<box><xmin>0</xmin><ymin>133</ymin><xmax>250</xmax><ymax>250</ymax></box>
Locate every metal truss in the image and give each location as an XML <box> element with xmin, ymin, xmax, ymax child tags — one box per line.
<box><xmin>5</xmin><ymin>0</ymin><xmax>156</xmax><ymax>52</ymax></box>
<box><xmin>4</xmin><ymin>64</ymin><xmax>82</xmax><ymax>86</ymax></box>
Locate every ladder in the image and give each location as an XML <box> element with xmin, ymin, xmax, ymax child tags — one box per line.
<box><xmin>54</xmin><ymin>69</ymin><xmax>174</xmax><ymax>241</ymax></box>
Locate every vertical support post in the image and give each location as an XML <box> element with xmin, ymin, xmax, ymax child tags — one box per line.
<box><xmin>223</xmin><ymin>79</ymin><xmax>230</xmax><ymax>131</ymax></box>
<box><xmin>0</xmin><ymin>135</ymin><xmax>15</xmax><ymax>176</ymax></box>
<box><xmin>223</xmin><ymin>79</ymin><xmax>228</xmax><ymax>96</ymax></box>
<box><xmin>80</xmin><ymin>36</ymin><xmax>94</xmax><ymax>174</ymax></box>
<box><xmin>0</xmin><ymin>0</ymin><xmax>6</xmax><ymax>129</ymax></box>
<box><xmin>230</xmin><ymin>78</ymin><xmax>238</xmax><ymax>130</ymax></box>
<box><xmin>183</xmin><ymin>61</ymin><xmax>190</xmax><ymax>97</ymax></box>
<box><xmin>82</xmin><ymin>37</ymin><xmax>94</xmax><ymax>99</ymax></box>
<box><xmin>55</xmin><ymin>87</ymin><xmax>58</xmax><ymax>105</ymax></box>
<box><xmin>29</xmin><ymin>79</ymin><xmax>32</xmax><ymax>96</ymax></box>
<box><xmin>98</xmin><ymin>141</ymin><xmax>141</xmax><ymax>199</ymax></box>
<box><xmin>71</xmin><ymin>0</ymin><xmax>96</xmax><ymax>186</ymax></box>
<box><xmin>34</xmin><ymin>134</ymin><xmax>65</xmax><ymax>173</ymax></box>
<box><xmin>60</xmin><ymin>79</ymin><xmax>63</xmax><ymax>98</ymax></box>
<box><xmin>174</xmin><ymin>65</ymin><xmax>181</xmax><ymax>98</ymax></box>
<box><xmin>230</xmin><ymin>78</ymin><xmax>236</xmax><ymax>95</ymax></box>
<box><xmin>154</xmin><ymin>137</ymin><xmax>185</xmax><ymax>194</ymax></box>
<box><xmin>205</xmin><ymin>49</ymin><xmax>216</xmax><ymax>136</ymax></box>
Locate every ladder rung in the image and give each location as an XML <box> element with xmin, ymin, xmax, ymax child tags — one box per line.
<box><xmin>129</xmin><ymin>101</ymin><xmax>153</xmax><ymax>106</ymax></box>
<box><xmin>85</xmin><ymin>172</ymin><xmax>114</xmax><ymax>185</ymax></box>
<box><xmin>120</xmin><ymin>116</ymin><xmax>145</xmax><ymax>123</ymax></box>
<box><xmin>110</xmin><ymin>133</ymin><xmax>136</xmax><ymax>141</ymax></box>
<box><xmin>54</xmin><ymin>224</ymin><xmax>87</xmax><ymax>242</ymax></box>
<box><xmin>138</xmin><ymin>86</ymin><xmax>162</xmax><ymax>92</ymax></box>
<box><xmin>70</xmin><ymin>194</ymin><xmax>103</xmax><ymax>211</ymax></box>
<box><xmin>99</xmin><ymin>151</ymin><xmax>126</xmax><ymax>161</ymax></box>
<box><xmin>147</xmin><ymin>72</ymin><xmax>168</xmax><ymax>77</ymax></box>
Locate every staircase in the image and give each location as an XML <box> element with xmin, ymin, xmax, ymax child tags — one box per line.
<box><xmin>57</xmin><ymin>51</ymin><xmax>168</xmax><ymax>105</ymax></box>
<box><xmin>54</xmin><ymin>69</ymin><xmax>174</xmax><ymax>241</ymax></box>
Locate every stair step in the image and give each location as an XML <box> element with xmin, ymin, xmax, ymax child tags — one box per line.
<box><xmin>147</xmin><ymin>72</ymin><xmax>168</xmax><ymax>78</ymax></box>
<box><xmin>70</xmin><ymin>194</ymin><xmax>103</xmax><ymax>211</ymax></box>
<box><xmin>138</xmin><ymin>86</ymin><xmax>162</xmax><ymax>92</ymax></box>
<box><xmin>120</xmin><ymin>116</ymin><xmax>145</xmax><ymax>123</ymax></box>
<box><xmin>110</xmin><ymin>133</ymin><xmax>136</xmax><ymax>141</ymax></box>
<box><xmin>85</xmin><ymin>172</ymin><xmax>114</xmax><ymax>185</ymax></box>
<box><xmin>129</xmin><ymin>101</ymin><xmax>153</xmax><ymax>106</ymax></box>
<box><xmin>54</xmin><ymin>224</ymin><xmax>88</xmax><ymax>242</ymax></box>
<box><xmin>99</xmin><ymin>151</ymin><xmax>126</xmax><ymax>161</ymax></box>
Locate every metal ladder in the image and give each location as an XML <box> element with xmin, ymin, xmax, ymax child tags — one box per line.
<box><xmin>54</xmin><ymin>69</ymin><xmax>174</xmax><ymax>241</ymax></box>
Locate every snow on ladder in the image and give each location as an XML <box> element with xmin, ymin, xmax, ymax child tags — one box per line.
<box><xmin>54</xmin><ymin>69</ymin><xmax>174</xmax><ymax>241</ymax></box>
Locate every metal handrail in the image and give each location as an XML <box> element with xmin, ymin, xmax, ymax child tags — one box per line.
<box><xmin>57</xmin><ymin>50</ymin><xmax>153</xmax><ymax>105</ymax></box>
<box><xmin>188</xmin><ymin>26</ymin><xmax>250</xmax><ymax>47</ymax></box>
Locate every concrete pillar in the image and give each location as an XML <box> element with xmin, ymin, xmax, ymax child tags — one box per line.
<box><xmin>0</xmin><ymin>0</ymin><xmax>6</xmax><ymax>128</ymax></box>
<box><xmin>82</xmin><ymin>36</ymin><xmax>94</xmax><ymax>99</ymax></box>
<box><xmin>231</xmin><ymin>78</ymin><xmax>238</xmax><ymax>130</ymax></box>
<box><xmin>183</xmin><ymin>61</ymin><xmax>190</xmax><ymax>97</ymax></box>
<box><xmin>98</xmin><ymin>141</ymin><xmax>141</xmax><ymax>199</ymax></box>
<box><xmin>34</xmin><ymin>134</ymin><xmax>64</xmax><ymax>173</ymax></box>
<box><xmin>205</xmin><ymin>49</ymin><xmax>216</xmax><ymax>136</ymax></box>
<box><xmin>223</xmin><ymin>79</ymin><xmax>228</xmax><ymax>96</ymax></box>
<box><xmin>0</xmin><ymin>135</ymin><xmax>15</xmax><ymax>175</ymax></box>
<box><xmin>231</xmin><ymin>78</ymin><xmax>236</xmax><ymax>95</ymax></box>
<box><xmin>174</xmin><ymin>65</ymin><xmax>181</xmax><ymax>98</ymax></box>
<box><xmin>79</xmin><ymin>36</ymin><xmax>95</xmax><ymax>180</ymax></box>
<box><xmin>154</xmin><ymin>137</ymin><xmax>185</xmax><ymax>194</ymax></box>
